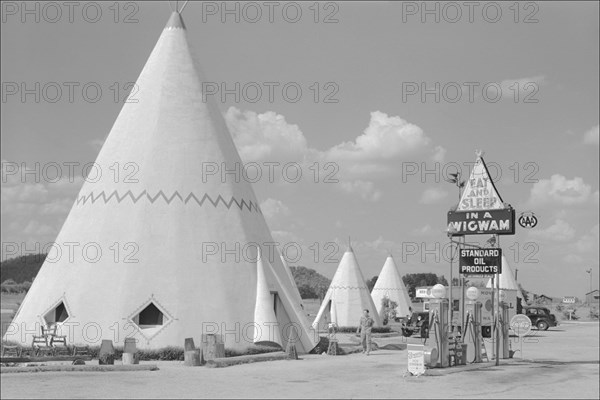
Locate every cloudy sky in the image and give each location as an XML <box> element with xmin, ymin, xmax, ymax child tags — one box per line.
<box><xmin>1</xmin><ymin>2</ymin><xmax>598</xmax><ymax>298</ymax></box>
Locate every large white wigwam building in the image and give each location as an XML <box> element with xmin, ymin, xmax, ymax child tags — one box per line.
<box><xmin>5</xmin><ymin>12</ymin><xmax>318</xmax><ymax>353</ymax></box>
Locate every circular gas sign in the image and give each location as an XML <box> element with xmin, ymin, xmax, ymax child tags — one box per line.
<box><xmin>510</xmin><ymin>314</ymin><xmax>532</xmax><ymax>337</ymax></box>
<box><xmin>466</xmin><ymin>286</ymin><xmax>480</xmax><ymax>301</ymax></box>
<box><xmin>431</xmin><ymin>284</ymin><xmax>446</xmax><ymax>299</ymax></box>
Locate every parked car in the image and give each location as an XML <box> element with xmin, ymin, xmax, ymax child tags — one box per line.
<box><xmin>523</xmin><ymin>306</ymin><xmax>558</xmax><ymax>330</ymax></box>
<box><xmin>401</xmin><ymin>311</ymin><xmax>430</xmax><ymax>338</ymax></box>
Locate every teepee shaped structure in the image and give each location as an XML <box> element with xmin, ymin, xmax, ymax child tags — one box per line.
<box><xmin>371</xmin><ymin>255</ymin><xmax>412</xmax><ymax>320</ymax></box>
<box><xmin>5</xmin><ymin>12</ymin><xmax>316</xmax><ymax>353</ymax></box>
<box><xmin>486</xmin><ymin>255</ymin><xmax>524</xmax><ymax>299</ymax></box>
<box><xmin>312</xmin><ymin>247</ymin><xmax>381</xmax><ymax>329</ymax></box>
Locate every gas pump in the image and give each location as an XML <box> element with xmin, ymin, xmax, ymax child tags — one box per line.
<box><xmin>463</xmin><ymin>287</ymin><xmax>482</xmax><ymax>363</ymax></box>
<box><xmin>428</xmin><ymin>284</ymin><xmax>449</xmax><ymax>368</ymax></box>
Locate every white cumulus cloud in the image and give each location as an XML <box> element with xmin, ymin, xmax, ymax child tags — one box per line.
<box><xmin>339</xmin><ymin>180</ymin><xmax>382</xmax><ymax>202</ymax></box>
<box><xmin>499</xmin><ymin>75</ymin><xmax>546</xmax><ymax>99</ymax></box>
<box><xmin>528</xmin><ymin>174</ymin><xmax>593</xmax><ymax>206</ymax></box>
<box><xmin>260</xmin><ymin>198</ymin><xmax>291</xmax><ymax>220</ymax></box>
<box><xmin>325</xmin><ymin>111</ymin><xmax>432</xmax><ymax>161</ymax></box>
<box><xmin>529</xmin><ymin>219</ymin><xmax>576</xmax><ymax>242</ymax></box>
<box><xmin>225</xmin><ymin>107</ymin><xmax>308</xmax><ymax>162</ymax></box>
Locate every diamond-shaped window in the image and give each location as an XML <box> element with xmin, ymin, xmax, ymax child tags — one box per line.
<box><xmin>44</xmin><ymin>302</ymin><xmax>69</xmax><ymax>325</ymax></box>
<box><xmin>133</xmin><ymin>303</ymin><xmax>165</xmax><ymax>329</ymax></box>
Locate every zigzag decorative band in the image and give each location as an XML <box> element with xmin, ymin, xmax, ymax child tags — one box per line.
<box><xmin>330</xmin><ymin>285</ymin><xmax>369</xmax><ymax>290</ymax></box>
<box><xmin>75</xmin><ymin>190</ymin><xmax>262</xmax><ymax>213</ymax></box>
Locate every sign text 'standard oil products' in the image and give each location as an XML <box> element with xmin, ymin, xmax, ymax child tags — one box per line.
<box><xmin>459</xmin><ymin>248</ymin><xmax>502</xmax><ymax>275</ymax></box>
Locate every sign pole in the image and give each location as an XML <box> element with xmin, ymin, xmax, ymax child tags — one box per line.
<box><xmin>491</xmin><ymin>274</ymin><xmax>495</xmax><ymax>361</ymax></box>
<box><xmin>461</xmin><ymin>237</ymin><xmax>466</xmax><ymax>335</ymax></box>
<box><xmin>449</xmin><ymin>239</ymin><xmax>454</xmax><ymax>333</ymax></box>
<box><xmin>495</xmin><ymin>234</ymin><xmax>500</xmax><ymax>366</ymax></box>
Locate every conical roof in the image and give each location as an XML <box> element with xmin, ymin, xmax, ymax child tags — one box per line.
<box><xmin>6</xmin><ymin>12</ymin><xmax>316</xmax><ymax>352</ymax></box>
<box><xmin>486</xmin><ymin>255</ymin><xmax>524</xmax><ymax>299</ymax></box>
<box><xmin>312</xmin><ymin>248</ymin><xmax>381</xmax><ymax>328</ymax></box>
<box><xmin>371</xmin><ymin>255</ymin><xmax>412</xmax><ymax>319</ymax></box>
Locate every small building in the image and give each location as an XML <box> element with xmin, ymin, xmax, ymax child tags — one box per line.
<box><xmin>585</xmin><ymin>289</ymin><xmax>599</xmax><ymax>304</ymax></box>
<box><xmin>533</xmin><ymin>294</ymin><xmax>555</xmax><ymax>304</ymax></box>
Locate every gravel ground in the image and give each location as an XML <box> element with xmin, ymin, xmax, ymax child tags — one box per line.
<box><xmin>1</xmin><ymin>322</ymin><xmax>598</xmax><ymax>399</ymax></box>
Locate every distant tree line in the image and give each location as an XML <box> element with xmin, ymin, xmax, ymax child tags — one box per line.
<box><xmin>1</xmin><ymin>254</ymin><xmax>535</xmax><ymax>302</ymax></box>
<box><xmin>1</xmin><ymin>279</ymin><xmax>31</xmax><ymax>293</ymax></box>
<box><xmin>1</xmin><ymin>254</ymin><xmax>46</xmax><ymax>286</ymax></box>
<box><xmin>290</xmin><ymin>266</ymin><xmax>331</xmax><ymax>299</ymax></box>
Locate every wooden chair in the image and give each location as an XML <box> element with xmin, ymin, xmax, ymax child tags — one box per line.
<box><xmin>32</xmin><ymin>324</ymin><xmax>58</xmax><ymax>356</ymax></box>
<box><xmin>72</xmin><ymin>345</ymin><xmax>90</xmax><ymax>357</ymax></box>
<box><xmin>41</xmin><ymin>324</ymin><xmax>57</xmax><ymax>338</ymax></box>
<box><xmin>32</xmin><ymin>335</ymin><xmax>53</xmax><ymax>356</ymax></box>
<box><xmin>51</xmin><ymin>335</ymin><xmax>70</xmax><ymax>355</ymax></box>
<box><xmin>2</xmin><ymin>344</ymin><xmax>21</xmax><ymax>357</ymax></box>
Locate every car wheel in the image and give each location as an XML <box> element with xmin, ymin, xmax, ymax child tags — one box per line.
<box><xmin>537</xmin><ymin>320</ymin><xmax>549</xmax><ymax>331</ymax></box>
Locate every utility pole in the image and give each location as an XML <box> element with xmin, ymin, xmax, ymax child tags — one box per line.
<box><xmin>586</xmin><ymin>269</ymin><xmax>593</xmax><ymax>303</ymax></box>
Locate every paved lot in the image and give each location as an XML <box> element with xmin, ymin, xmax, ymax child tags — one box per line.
<box><xmin>2</xmin><ymin>322</ymin><xmax>598</xmax><ymax>399</ymax></box>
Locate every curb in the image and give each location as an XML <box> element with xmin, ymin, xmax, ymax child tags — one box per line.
<box><xmin>0</xmin><ymin>364</ymin><xmax>159</xmax><ymax>374</ymax></box>
<box><xmin>205</xmin><ymin>352</ymin><xmax>290</xmax><ymax>368</ymax></box>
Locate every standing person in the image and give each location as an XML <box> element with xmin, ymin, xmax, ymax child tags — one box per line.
<box><xmin>356</xmin><ymin>309</ymin><xmax>375</xmax><ymax>355</ymax></box>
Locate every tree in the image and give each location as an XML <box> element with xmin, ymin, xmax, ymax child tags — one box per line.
<box><xmin>366</xmin><ymin>276</ymin><xmax>378</xmax><ymax>292</ymax></box>
<box><xmin>0</xmin><ymin>254</ymin><xmax>47</xmax><ymax>283</ymax></box>
<box><xmin>290</xmin><ymin>266</ymin><xmax>331</xmax><ymax>299</ymax></box>
<box><xmin>297</xmin><ymin>284</ymin><xmax>317</xmax><ymax>299</ymax></box>
<box><xmin>380</xmin><ymin>297</ymin><xmax>398</xmax><ymax>325</ymax></box>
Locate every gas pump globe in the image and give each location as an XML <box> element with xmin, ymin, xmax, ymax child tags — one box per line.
<box><xmin>464</xmin><ymin>286</ymin><xmax>483</xmax><ymax>363</ymax></box>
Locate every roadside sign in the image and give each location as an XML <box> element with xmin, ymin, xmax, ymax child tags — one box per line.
<box><xmin>562</xmin><ymin>296</ymin><xmax>576</xmax><ymax>304</ymax></box>
<box><xmin>459</xmin><ymin>248</ymin><xmax>502</xmax><ymax>274</ymax></box>
<box><xmin>447</xmin><ymin>154</ymin><xmax>516</xmax><ymax>236</ymax></box>
<box><xmin>456</xmin><ymin>156</ymin><xmax>505</xmax><ymax>212</ymax></box>
<box><xmin>448</xmin><ymin>209</ymin><xmax>515</xmax><ymax>235</ymax></box>
<box><xmin>407</xmin><ymin>344</ymin><xmax>425</xmax><ymax>375</ymax></box>
<box><xmin>510</xmin><ymin>314</ymin><xmax>532</xmax><ymax>337</ymax></box>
